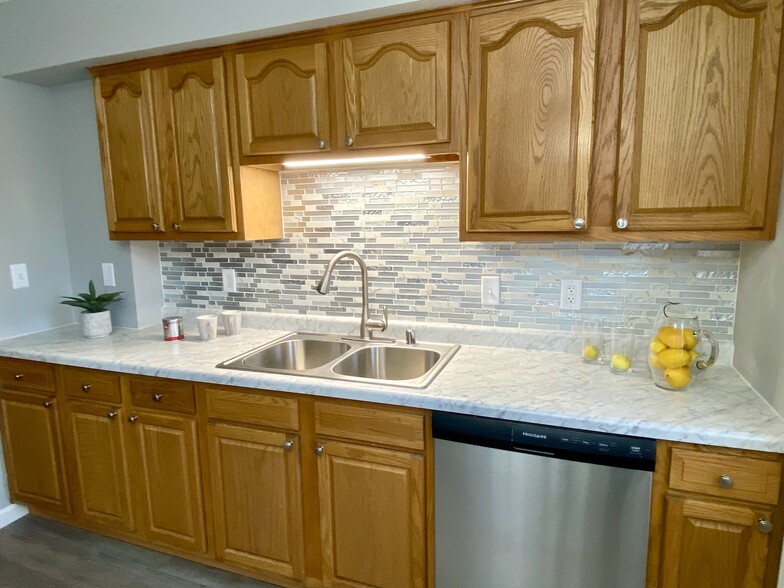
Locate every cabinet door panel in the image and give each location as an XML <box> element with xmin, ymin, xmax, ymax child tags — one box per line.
<box><xmin>95</xmin><ymin>71</ymin><xmax>164</xmax><ymax>235</ymax></box>
<box><xmin>661</xmin><ymin>495</ymin><xmax>769</xmax><ymax>588</ymax></box>
<box><xmin>341</xmin><ymin>20</ymin><xmax>451</xmax><ymax>148</ymax></box>
<box><xmin>617</xmin><ymin>0</ymin><xmax>783</xmax><ymax>231</ymax></box>
<box><xmin>0</xmin><ymin>391</ymin><xmax>69</xmax><ymax>512</ymax></box>
<box><xmin>208</xmin><ymin>423</ymin><xmax>304</xmax><ymax>579</ymax></box>
<box><xmin>465</xmin><ymin>0</ymin><xmax>597</xmax><ymax>233</ymax></box>
<box><xmin>66</xmin><ymin>402</ymin><xmax>133</xmax><ymax>531</ymax></box>
<box><xmin>235</xmin><ymin>43</ymin><xmax>331</xmax><ymax>155</ymax></box>
<box><xmin>130</xmin><ymin>411</ymin><xmax>206</xmax><ymax>553</ymax></box>
<box><xmin>318</xmin><ymin>440</ymin><xmax>426</xmax><ymax>588</ymax></box>
<box><xmin>155</xmin><ymin>57</ymin><xmax>236</xmax><ymax>234</ymax></box>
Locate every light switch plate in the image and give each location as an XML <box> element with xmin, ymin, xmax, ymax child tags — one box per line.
<box><xmin>222</xmin><ymin>269</ymin><xmax>237</xmax><ymax>293</ymax></box>
<box><xmin>102</xmin><ymin>263</ymin><xmax>116</xmax><ymax>287</ymax></box>
<box><xmin>481</xmin><ymin>275</ymin><xmax>501</xmax><ymax>305</ymax></box>
<box><xmin>9</xmin><ymin>263</ymin><xmax>29</xmax><ymax>289</ymax></box>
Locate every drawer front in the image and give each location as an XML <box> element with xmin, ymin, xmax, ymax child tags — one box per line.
<box><xmin>62</xmin><ymin>367</ymin><xmax>121</xmax><ymax>403</ymax></box>
<box><xmin>205</xmin><ymin>387</ymin><xmax>299</xmax><ymax>430</ymax></box>
<box><xmin>0</xmin><ymin>359</ymin><xmax>55</xmax><ymax>393</ymax></box>
<box><xmin>314</xmin><ymin>400</ymin><xmax>425</xmax><ymax>451</ymax></box>
<box><xmin>670</xmin><ymin>448</ymin><xmax>782</xmax><ymax>505</ymax></box>
<box><xmin>129</xmin><ymin>377</ymin><xmax>195</xmax><ymax>414</ymax></box>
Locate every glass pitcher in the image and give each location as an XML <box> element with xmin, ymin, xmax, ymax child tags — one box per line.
<box><xmin>648</xmin><ymin>302</ymin><xmax>719</xmax><ymax>390</ymax></box>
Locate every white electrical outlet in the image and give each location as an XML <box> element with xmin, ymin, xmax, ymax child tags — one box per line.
<box><xmin>102</xmin><ymin>263</ymin><xmax>116</xmax><ymax>287</ymax></box>
<box><xmin>9</xmin><ymin>263</ymin><xmax>29</xmax><ymax>289</ymax></box>
<box><xmin>481</xmin><ymin>275</ymin><xmax>501</xmax><ymax>305</ymax></box>
<box><xmin>560</xmin><ymin>279</ymin><xmax>582</xmax><ymax>310</ymax></box>
<box><xmin>222</xmin><ymin>269</ymin><xmax>237</xmax><ymax>293</ymax></box>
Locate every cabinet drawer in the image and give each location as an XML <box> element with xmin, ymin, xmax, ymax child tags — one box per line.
<box><xmin>129</xmin><ymin>377</ymin><xmax>195</xmax><ymax>414</ymax></box>
<box><xmin>670</xmin><ymin>448</ymin><xmax>782</xmax><ymax>505</ymax></box>
<box><xmin>0</xmin><ymin>359</ymin><xmax>55</xmax><ymax>393</ymax></box>
<box><xmin>62</xmin><ymin>367</ymin><xmax>121</xmax><ymax>403</ymax></box>
<box><xmin>314</xmin><ymin>401</ymin><xmax>425</xmax><ymax>451</ymax></box>
<box><xmin>205</xmin><ymin>387</ymin><xmax>299</xmax><ymax>430</ymax></box>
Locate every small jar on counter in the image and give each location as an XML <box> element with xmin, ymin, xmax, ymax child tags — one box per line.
<box><xmin>162</xmin><ymin>316</ymin><xmax>184</xmax><ymax>341</ymax></box>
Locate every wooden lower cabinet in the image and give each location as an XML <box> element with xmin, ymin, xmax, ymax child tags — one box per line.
<box><xmin>128</xmin><ymin>410</ymin><xmax>206</xmax><ymax>554</ymax></box>
<box><xmin>317</xmin><ymin>439</ymin><xmax>427</xmax><ymax>588</ymax></box>
<box><xmin>64</xmin><ymin>401</ymin><xmax>133</xmax><ymax>531</ymax></box>
<box><xmin>0</xmin><ymin>389</ymin><xmax>69</xmax><ymax>513</ymax></box>
<box><xmin>207</xmin><ymin>422</ymin><xmax>304</xmax><ymax>580</ymax></box>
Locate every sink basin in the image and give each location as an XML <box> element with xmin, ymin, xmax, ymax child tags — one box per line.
<box><xmin>333</xmin><ymin>346</ymin><xmax>441</xmax><ymax>381</ymax></box>
<box><xmin>217</xmin><ymin>332</ymin><xmax>460</xmax><ymax>389</ymax></box>
<box><xmin>240</xmin><ymin>338</ymin><xmax>350</xmax><ymax>371</ymax></box>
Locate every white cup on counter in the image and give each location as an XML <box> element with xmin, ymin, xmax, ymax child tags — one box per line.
<box><xmin>221</xmin><ymin>310</ymin><xmax>242</xmax><ymax>336</ymax></box>
<box><xmin>196</xmin><ymin>315</ymin><xmax>218</xmax><ymax>341</ymax></box>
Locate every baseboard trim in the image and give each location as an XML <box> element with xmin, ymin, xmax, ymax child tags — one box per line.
<box><xmin>0</xmin><ymin>503</ymin><xmax>28</xmax><ymax>529</ymax></box>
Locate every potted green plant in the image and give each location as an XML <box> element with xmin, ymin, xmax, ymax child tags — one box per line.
<box><xmin>61</xmin><ymin>280</ymin><xmax>124</xmax><ymax>338</ymax></box>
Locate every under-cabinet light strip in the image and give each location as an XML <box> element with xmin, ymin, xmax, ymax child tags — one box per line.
<box><xmin>282</xmin><ymin>153</ymin><xmax>428</xmax><ymax>169</ymax></box>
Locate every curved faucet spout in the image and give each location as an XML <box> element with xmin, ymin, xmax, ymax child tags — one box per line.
<box><xmin>314</xmin><ymin>250</ymin><xmax>388</xmax><ymax>341</ymax></box>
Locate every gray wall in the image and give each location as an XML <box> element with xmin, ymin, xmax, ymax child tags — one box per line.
<box><xmin>735</xmin><ymin>198</ymin><xmax>784</xmax><ymax>412</ymax></box>
<box><xmin>0</xmin><ymin>77</ymin><xmax>75</xmax><ymax>508</ymax></box>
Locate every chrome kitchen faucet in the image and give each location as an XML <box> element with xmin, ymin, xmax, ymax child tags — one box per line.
<box><xmin>314</xmin><ymin>250</ymin><xmax>393</xmax><ymax>342</ymax></box>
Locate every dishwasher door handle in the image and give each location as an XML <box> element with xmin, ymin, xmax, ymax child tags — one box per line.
<box><xmin>511</xmin><ymin>446</ymin><xmax>556</xmax><ymax>458</ymax></box>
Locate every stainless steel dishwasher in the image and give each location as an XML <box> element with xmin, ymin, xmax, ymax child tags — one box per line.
<box><xmin>433</xmin><ymin>412</ymin><xmax>655</xmax><ymax>588</ymax></box>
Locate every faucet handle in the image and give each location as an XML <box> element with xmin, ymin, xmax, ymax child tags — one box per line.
<box><xmin>406</xmin><ymin>329</ymin><xmax>416</xmax><ymax>345</ymax></box>
<box><xmin>367</xmin><ymin>305</ymin><xmax>388</xmax><ymax>335</ymax></box>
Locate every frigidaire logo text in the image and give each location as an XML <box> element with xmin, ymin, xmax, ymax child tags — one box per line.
<box><xmin>519</xmin><ymin>432</ymin><xmax>547</xmax><ymax>440</ymax></box>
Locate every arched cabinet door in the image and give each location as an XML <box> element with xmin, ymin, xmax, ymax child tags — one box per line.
<box><xmin>154</xmin><ymin>57</ymin><xmax>237</xmax><ymax>234</ymax></box>
<box><xmin>235</xmin><ymin>42</ymin><xmax>331</xmax><ymax>156</ymax></box>
<box><xmin>616</xmin><ymin>0</ymin><xmax>784</xmax><ymax>233</ymax></box>
<box><xmin>464</xmin><ymin>0</ymin><xmax>597</xmax><ymax>233</ymax></box>
<box><xmin>337</xmin><ymin>19</ymin><xmax>452</xmax><ymax>149</ymax></box>
<box><xmin>94</xmin><ymin>70</ymin><xmax>165</xmax><ymax>235</ymax></box>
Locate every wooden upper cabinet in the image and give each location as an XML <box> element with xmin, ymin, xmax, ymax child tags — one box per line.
<box><xmin>154</xmin><ymin>57</ymin><xmax>237</xmax><ymax>234</ymax></box>
<box><xmin>338</xmin><ymin>19</ymin><xmax>451</xmax><ymax>149</ymax></box>
<box><xmin>464</xmin><ymin>0</ymin><xmax>598</xmax><ymax>234</ymax></box>
<box><xmin>616</xmin><ymin>0</ymin><xmax>784</xmax><ymax>233</ymax></box>
<box><xmin>235</xmin><ymin>43</ymin><xmax>331</xmax><ymax>156</ymax></box>
<box><xmin>94</xmin><ymin>70</ymin><xmax>164</xmax><ymax>235</ymax></box>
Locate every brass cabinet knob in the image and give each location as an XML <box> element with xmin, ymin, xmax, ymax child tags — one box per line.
<box><xmin>128</xmin><ymin>415</ymin><xmax>138</xmax><ymax>424</ymax></box>
<box><xmin>345</xmin><ymin>136</ymin><xmax>354</xmax><ymax>146</ymax></box>
<box><xmin>151</xmin><ymin>223</ymin><xmax>160</xmax><ymax>230</ymax></box>
<box><xmin>43</xmin><ymin>400</ymin><xmax>54</xmax><ymax>408</ymax></box>
<box><xmin>107</xmin><ymin>410</ymin><xmax>118</xmax><ymax>420</ymax></box>
<box><xmin>317</xmin><ymin>139</ymin><xmax>326</xmax><ymax>149</ymax></box>
<box><xmin>172</xmin><ymin>223</ymin><xmax>181</xmax><ymax>231</ymax></box>
<box><xmin>616</xmin><ymin>218</ymin><xmax>629</xmax><ymax>229</ymax></box>
<box><xmin>283</xmin><ymin>440</ymin><xmax>294</xmax><ymax>450</ymax></box>
<box><xmin>573</xmin><ymin>218</ymin><xmax>586</xmax><ymax>230</ymax></box>
<box><xmin>152</xmin><ymin>393</ymin><xmax>163</xmax><ymax>402</ymax></box>
<box><xmin>14</xmin><ymin>373</ymin><xmax>23</xmax><ymax>380</ymax></box>
<box><xmin>315</xmin><ymin>445</ymin><xmax>325</xmax><ymax>455</ymax></box>
<box><xmin>81</xmin><ymin>384</ymin><xmax>92</xmax><ymax>392</ymax></box>
<box><xmin>758</xmin><ymin>519</ymin><xmax>773</xmax><ymax>533</ymax></box>
<box><xmin>719</xmin><ymin>474</ymin><xmax>733</xmax><ymax>489</ymax></box>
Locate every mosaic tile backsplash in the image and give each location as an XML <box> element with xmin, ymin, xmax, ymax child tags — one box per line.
<box><xmin>160</xmin><ymin>164</ymin><xmax>739</xmax><ymax>341</ymax></box>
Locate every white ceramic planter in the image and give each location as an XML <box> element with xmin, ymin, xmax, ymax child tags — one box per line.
<box><xmin>81</xmin><ymin>310</ymin><xmax>112</xmax><ymax>338</ymax></box>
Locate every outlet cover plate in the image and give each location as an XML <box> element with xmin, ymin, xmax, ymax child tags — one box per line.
<box><xmin>222</xmin><ymin>269</ymin><xmax>237</xmax><ymax>293</ymax></box>
<box><xmin>560</xmin><ymin>279</ymin><xmax>582</xmax><ymax>310</ymax></box>
<box><xmin>481</xmin><ymin>275</ymin><xmax>501</xmax><ymax>305</ymax></box>
<box><xmin>101</xmin><ymin>263</ymin><xmax>116</xmax><ymax>287</ymax></box>
<box><xmin>9</xmin><ymin>263</ymin><xmax>29</xmax><ymax>289</ymax></box>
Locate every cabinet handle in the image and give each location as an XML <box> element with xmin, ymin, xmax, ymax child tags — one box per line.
<box><xmin>128</xmin><ymin>415</ymin><xmax>138</xmax><ymax>424</ymax></box>
<box><xmin>151</xmin><ymin>223</ymin><xmax>160</xmax><ymax>231</ymax></box>
<box><xmin>317</xmin><ymin>138</ymin><xmax>326</xmax><ymax>149</ymax></box>
<box><xmin>106</xmin><ymin>410</ymin><xmax>118</xmax><ymax>420</ymax></box>
<box><xmin>573</xmin><ymin>218</ymin><xmax>586</xmax><ymax>230</ymax></box>
<box><xmin>14</xmin><ymin>373</ymin><xmax>23</xmax><ymax>381</ymax></box>
<box><xmin>43</xmin><ymin>400</ymin><xmax>54</xmax><ymax>408</ymax></box>
<box><xmin>283</xmin><ymin>440</ymin><xmax>294</xmax><ymax>450</ymax></box>
<box><xmin>616</xmin><ymin>218</ymin><xmax>629</xmax><ymax>229</ymax></box>
<box><xmin>758</xmin><ymin>519</ymin><xmax>773</xmax><ymax>533</ymax></box>
<box><xmin>172</xmin><ymin>223</ymin><xmax>181</xmax><ymax>231</ymax></box>
<box><xmin>719</xmin><ymin>474</ymin><xmax>733</xmax><ymax>489</ymax></box>
<box><xmin>81</xmin><ymin>384</ymin><xmax>92</xmax><ymax>392</ymax></box>
<box><xmin>314</xmin><ymin>445</ymin><xmax>324</xmax><ymax>455</ymax></box>
<box><xmin>345</xmin><ymin>136</ymin><xmax>354</xmax><ymax>146</ymax></box>
<box><xmin>152</xmin><ymin>393</ymin><xmax>163</xmax><ymax>402</ymax></box>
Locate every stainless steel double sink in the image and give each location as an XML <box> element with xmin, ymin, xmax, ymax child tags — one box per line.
<box><xmin>217</xmin><ymin>332</ymin><xmax>460</xmax><ymax>389</ymax></box>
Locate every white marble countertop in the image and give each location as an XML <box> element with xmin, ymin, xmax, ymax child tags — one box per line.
<box><xmin>1</xmin><ymin>322</ymin><xmax>783</xmax><ymax>453</ymax></box>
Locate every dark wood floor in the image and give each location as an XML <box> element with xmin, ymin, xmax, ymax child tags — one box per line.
<box><xmin>0</xmin><ymin>515</ymin><xmax>278</xmax><ymax>587</ymax></box>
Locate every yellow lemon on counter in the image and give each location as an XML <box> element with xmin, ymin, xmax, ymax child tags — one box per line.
<box><xmin>664</xmin><ymin>367</ymin><xmax>692</xmax><ymax>389</ymax></box>
<box><xmin>683</xmin><ymin>329</ymin><xmax>698</xmax><ymax>350</ymax></box>
<box><xmin>649</xmin><ymin>338</ymin><xmax>668</xmax><ymax>354</ymax></box>
<box><xmin>611</xmin><ymin>354</ymin><xmax>632</xmax><ymax>372</ymax></box>
<box><xmin>582</xmin><ymin>344</ymin><xmax>600</xmax><ymax>361</ymax></box>
<box><xmin>658</xmin><ymin>348</ymin><xmax>692</xmax><ymax>369</ymax></box>
<box><xmin>657</xmin><ymin>326</ymin><xmax>687</xmax><ymax>349</ymax></box>
<box><xmin>649</xmin><ymin>353</ymin><xmax>664</xmax><ymax>370</ymax></box>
